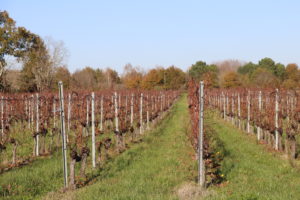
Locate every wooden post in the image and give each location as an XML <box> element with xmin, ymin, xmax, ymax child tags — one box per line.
<box><xmin>222</xmin><ymin>92</ymin><xmax>226</xmax><ymax>119</ymax></box>
<box><xmin>198</xmin><ymin>81</ymin><xmax>205</xmax><ymax>187</ymax></box>
<box><xmin>1</xmin><ymin>97</ymin><xmax>3</xmax><ymax>138</ymax></box>
<box><xmin>86</xmin><ymin>98</ymin><xmax>89</xmax><ymax>130</ymax></box>
<box><xmin>53</xmin><ymin>98</ymin><xmax>56</xmax><ymax>128</ymax></box>
<box><xmin>100</xmin><ymin>95</ymin><xmax>103</xmax><ymax>132</ymax></box>
<box><xmin>114</xmin><ymin>92</ymin><xmax>119</xmax><ymax>133</ymax></box>
<box><xmin>231</xmin><ymin>95</ymin><xmax>234</xmax><ymax>125</ymax></box>
<box><xmin>160</xmin><ymin>94</ymin><xmax>163</xmax><ymax>114</ymax></box>
<box><xmin>58</xmin><ymin>81</ymin><xmax>68</xmax><ymax>188</ymax></box>
<box><xmin>247</xmin><ymin>91</ymin><xmax>250</xmax><ymax>133</ymax></box>
<box><xmin>28</xmin><ymin>97</ymin><xmax>31</xmax><ymax>129</ymax></box>
<box><xmin>91</xmin><ymin>92</ymin><xmax>96</xmax><ymax>168</ymax></box>
<box><xmin>238</xmin><ymin>93</ymin><xmax>241</xmax><ymax>129</ymax></box>
<box><xmin>226</xmin><ymin>95</ymin><xmax>229</xmax><ymax>121</ymax></box>
<box><xmin>36</xmin><ymin>93</ymin><xmax>39</xmax><ymax>156</ymax></box>
<box><xmin>130</xmin><ymin>94</ymin><xmax>134</xmax><ymax>126</ymax></box>
<box><xmin>31</xmin><ymin>95</ymin><xmax>34</xmax><ymax>128</ymax></box>
<box><xmin>140</xmin><ymin>93</ymin><xmax>143</xmax><ymax>134</ymax></box>
<box><xmin>67</xmin><ymin>93</ymin><xmax>71</xmax><ymax>133</ymax></box>
<box><xmin>147</xmin><ymin>95</ymin><xmax>149</xmax><ymax>130</ymax></box>
<box><xmin>25</xmin><ymin>97</ymin><xmax>29</xmax><ymax>129</ymax></box>
<box><xmin>258</xmin><ymin>91</ymin><xmax>262</xmax><ymax>140</ymax></box>
<box><xmin>275</xmin><ymin>89</ymin><xmax>279</xmax><ymax>150</ymax></box>
<box><xmin>125</xmin><ymin>94</ymin><xmax>128</xmax><ymax>122</ymax></box>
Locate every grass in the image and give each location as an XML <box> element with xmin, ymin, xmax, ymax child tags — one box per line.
<box><xmin>0</xmin><ymin>151</ymin><xmax>64</xmax><ymax>200</ymax></box>
<box><xmin>205</xmin><ymin>112</ymin><xmax>300</xmax><ymax>200</ymax></box>
<box><xmin>44</xmin><ymin>94</ymin><xmax>196</xmax><ymax>200</ymax></box>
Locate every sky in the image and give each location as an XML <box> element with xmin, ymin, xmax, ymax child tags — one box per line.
<box><xmin>1</xmin><ymin>0</ymin><xmax>300</xmax><ymax>73</ymax></box>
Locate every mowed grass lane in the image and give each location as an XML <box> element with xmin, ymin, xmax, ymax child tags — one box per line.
<box><xmin>46</xmin><ymin>94</ymin><xmax>195</xmax><ymax>200</ymax></box>
<box><xmin>205</xmin><ymin>115</ymin><xmax>300</xmax><ymax>200</ymax></box>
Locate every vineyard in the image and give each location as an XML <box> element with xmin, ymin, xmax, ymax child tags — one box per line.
<box><xmin>186</xmin><ymin>80</ymin><xmax>300</xmax><ymax>199</ymax></box>
<box><xmin>206</xmin><ymin>87</ymin><xmax>300</xmax><ymax>159</ymax></box>
<box><xmin>0</xmin><ymin>84</ymin><xmax>180</xmax><ymax>195</ymax></box>
<box><xmin>1</xmin><ymin>81</ymin><xmax>300</xmax><ymax>199</ymax></box>
<box><xmin>1</xmin><ymin>2</ymin><xmax>300</xmax><ymax>199</ymax></box>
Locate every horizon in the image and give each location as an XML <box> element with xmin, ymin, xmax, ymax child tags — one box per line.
<box><xmin>2</xmin><ymin>0</ymin><xmax>300</xmax><ymax>73</ymax></box>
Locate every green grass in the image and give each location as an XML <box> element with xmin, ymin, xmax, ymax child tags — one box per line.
<box><xmin>46</xmin><ymin>94</ymin><xmax>195</xmax><ymax>200</ymax></box>
<box><xmin>0</xmin><ymin>151</ymin><xmax>64</xmax><ymax>200</ymax></box>
<box><xmin>205</xmin><ymin>113</ymin><xmax>300</xmax><ymax>200</ymax></box>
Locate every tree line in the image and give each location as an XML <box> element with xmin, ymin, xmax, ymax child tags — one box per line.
<box><xmin>189</xmin><ymin>58</ymin><xmax>300</xmax><ymax>89</ymax></box>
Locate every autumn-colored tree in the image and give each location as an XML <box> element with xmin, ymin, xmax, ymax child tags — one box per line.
<box><xmin>250</xmin><ymin>68</ymin><xmax>279</xmax><ymax>88</ymax></box>
<box><xmin>188</xmin><ymin>61</ymin><xmax>218</xmax><ymax>78</ymax></box>
<box><xmin>141</xmin><ymin>67</ymin><xmax>164</xmax><ymax>90</ymax></box>
<box><xmin>53</xmin><ymin>66</ymin><xmax>72</xmax><ymax>90</ymax></box>
<box><xmin>282</xmin><ymin>63</ymin><xmax>300</xmax><ymax>89</ymax></box>
<box><xmin>2</xmin><ymin>69</ymin><xmax>20</xmax><ymax>92</ymax></box>
<box><xmin>104</xmin><ymin>68</ymin><xmax>121</xmax><ymax>89</ymax></box>
<box><xmin>122</xmin><ymin>64</ymin><xmax>143</xmax><ymax>89</ymax></box>
<box><xmin>237</xmin><ymin>62</ymin><xmax>257</xmax><ymax>75</ymax></box>
<box><xmin>258</xmin><ymin>58</ymin><xmax>286</xmax><ymax>80</ymax></box>
<box><xmin>222</xmin><ymin>72</ymin><xmax>241</xmax><ymax>88</ymax></box>
<box><xmin>188</xmin><ymin>61</ymin><xmax>219</xmax><ymax>87</ymax></box>
<box><xmin>164</xmin><ymin>66</ymin><xmax>186</xmax><ymax>89</ymax></box>
<box><xmin>18</xmin><ymin>36</ymin><xmax>51</xmax><ymax>92</ymax></box>
<box><xmin>72</xmin><ymin>67</ymin><xmax>98</xmax><ymax>89</ymax></box>
<box><xmin>1</xmin><ymin>11</ymin><xmax>48</xmax><ymax>91</ymax></box>
<box><xmin>202</xmin><ymin>71</ymin><xmax>219</xmax><ymax>88</ymax></box>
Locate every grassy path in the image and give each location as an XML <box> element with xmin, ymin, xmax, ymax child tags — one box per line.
<box><xmin>44</xmin><ymin>94</ymin><xmax>195</xmax><ymax>200</ymax></box>
<box><xmin>0</xmin><ymin>151</ymin><xmax>64</xmax><ymax>200</ymax></box>
<box><xmin>206</xmin><ymin>115</ymin><xmax>300</xmax><ymax>200</ymax></box>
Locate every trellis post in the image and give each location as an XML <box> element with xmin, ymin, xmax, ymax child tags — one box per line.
<box><xmin>36</xmin><ymin>93</ymin><xmax>39</xmax><ymax>156</ymax></box>
<box><xmin>140</xmin><ymin>93</ymin><xmax>143</xmax><ymax>134</ymax></box>
<box><xmin>67</xmin><ymin>93</ymin><xmax>71</xmax><ymax>133</ymax></box>
<box><xmin>114</xmin><ymin>92</ymin><xmax>119</xmax><ymax>133</ymax></box>
<box><xmin>91</xmin><ymin>92</ymin><xmax>96</xmax><ymax>168</ymax></box>
<box><xmin>100</xmin><ymin>95</ymin><xmax>103</xmax><ymax>132</ymax></box>
<box><xmin>1</xmin><ymin>97</ymin><xmax>3</xmax><ymax>138</ymax></box>
<box><xmin>58</xmin><ymin>81</ymin><xmax>68</xmax><ymax>188</ymax></box>
<box><xmin>147</xmin><ymin>95</ymin><xmax>150</xmax><ymax>130</ymax></box>
<box><xmin>247</xmin><ymin>91</ymin><xmax>250</xmax><ymax>133</ymax></box>
<box><xmin>222</xmin><ymin>92</ymin><xmax>226</xmax><ymax>119</ymax></box>
<box><xmin>130</xmin><ymin>94</ymin><xmax>134</xmax><ymax>126</ymax></box>
<box><xmin>275</xmin><ymin>89</ymin><xmax>279</xmax><ymax>150</ymax></box>
<box><xmin>198</xmin><ymin>81</ymin><xmax>205</xmax><ymax>187</ymax></box>
<box><xmin>238</xmin><ymin>93</ymin><xmax>241</xmax><ymax>129</ymax></box>
<box><xmin>258</xmin><ymin>91</ymin><xmax>262</xmax><ymax>140</ymax></box>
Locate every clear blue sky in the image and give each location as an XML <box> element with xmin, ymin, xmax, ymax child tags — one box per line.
<box><xmin>2</xmin><ymin>0</ymin><xmax>300</xmax><ymax>73</ymax></box>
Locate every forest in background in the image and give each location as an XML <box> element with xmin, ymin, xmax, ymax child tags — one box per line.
<box><xmin>1</xmin><ymin>10</ymin><xmax>300</xmax><ymax>93</ymax></box>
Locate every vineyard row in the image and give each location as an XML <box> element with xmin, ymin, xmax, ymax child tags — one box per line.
<box><xmin>0</xmin><ymin>87</ymin><xmax>180</xmax><ymax>189</ymax></box>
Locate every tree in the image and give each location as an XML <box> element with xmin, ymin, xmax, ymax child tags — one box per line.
<box><xmin>122</xmin><ymin>64</ymin><xmax>143</xmax><ymax>89</ymax></box>
<box><xmin>103</xmin><ymin>68</ymin><xmax>121</xmax><ymax>89</ymax></box>
<box><xmin>215</xmin><ymin>59</ymin><xmax>243</xmax><ymax>75</ymax></box>
<box><xmin>188</xmin><ymin>61</ymin><xmax>218</xmax><ymax>78</ymax></box>
<box><xmin>0</xmin><ymin>10</ymin><xmax>17</xmax><ymax>78</ymax></box>
<box><xmin>285</xmin><ymin>64</ymin><xmax>300</xmax><ymax>81</ymax></box>
<box><xmin>72</xmin><ymin>67</ymin><xmax>97</xmax><ymax>89</ymax></box>
<box><xmin>222</xmin><ymin>72</ymin><xmax>241</xmax><ymax>88</ymax></box>
<box><xmin>141</xmin><ymin>67</ymin><xmax>165</xmax><ymax>90</ymax></box>
<box><xmin>164</xmin><ymin>66</ymin><xmax>186</xmax><ymax>89</ymax></box>
<box><xmin>258</xmin><ymin>58</ymin><xmax>286</xmax><ymax>80</ymax></box>
<box><xmin>282</xmin><ymin>64</ymin><xmax>300</xmax><ymax>89</ymax></box>
<box><xmin>0</xmin><ymin>11</ymin><xmax>44</xmax><ymax>90</ymax></box>
<box><xmin>237</xmin><ymin>62</ymin><xmax>257</xmax><ymax>75</ymax></box>
<box><xmin>53</xmin><ymin>66</ymin><xmax>71</xmax><ymax>90</ymax></box>
<box><xmin>250</xmin><ymin>68</ymin><xmax>279</xmax><ymax>88</ymax></box>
